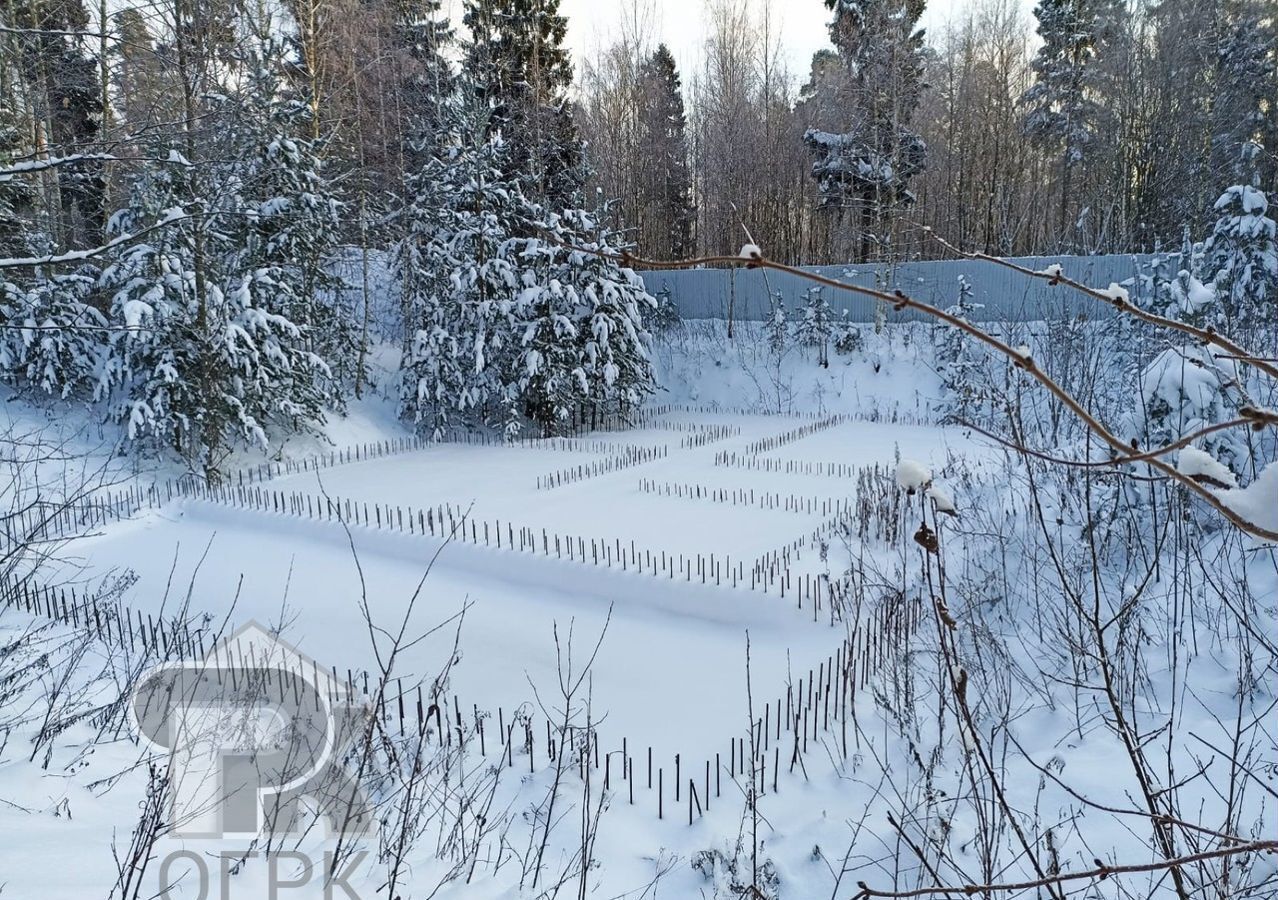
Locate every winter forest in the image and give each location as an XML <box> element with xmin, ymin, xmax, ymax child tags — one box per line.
<box><xmin>0</xmin><ymin>0</ymin><xmax>1276</xmax><ymax>898</ymax></box>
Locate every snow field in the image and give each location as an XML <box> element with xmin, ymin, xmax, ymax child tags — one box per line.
<box><xmin>36</xmin><ymin>405</ymin><xmax>990</xmax><ymax>833</ymax></box>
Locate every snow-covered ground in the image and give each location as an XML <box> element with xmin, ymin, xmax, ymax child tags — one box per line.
<box><xmin>2</xmin><ymin>320</ymin><xmax>1274</xmax><ymax>900</ymax></box>
<box><xmin>40</xmin><ymin>405</ymin><xmax>984</xmax><ymax>754</ymax></box>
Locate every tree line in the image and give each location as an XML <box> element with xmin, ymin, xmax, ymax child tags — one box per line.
<box><xmin>580</xmin><ymin>0</ymin><xmax>1276</xmax><ymax>262</ymax></box>
<box><xmin>1</xmin><ymin>0</ymin><xmax>657</xmax><ymax>474</ymax></box>
<box><xmin>0</xmin><ymin>0</ymin><xmax>1274</xmax><ymax>471</ymax></box>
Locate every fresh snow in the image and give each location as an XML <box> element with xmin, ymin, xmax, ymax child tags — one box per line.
<box><xmin>925</xmin><ymin>482</ymin><xmax>958</xmax><ymax>515</ymax></box>
<box><xmin>1217</xmin><ymin>462</ymin><xmax>1278</xmax><ymax>534</ymax></box>
<box><xmin>1099</xmin><ymin>281</ymin><xmax>1129</xmax><ymax>302</ymax></box>
<box><xmin>895</xmin><ymin>458</ymin><xmax>932</xmax><ymax>492</ymax></box>
<box><xmin>2</xmin><ymin>314</ymin><xmax>1273</xmax><ymax>900</ymax></box>
<box><xmin>1176</xmin><ymin>445</ymin><xmax>1238</xmax><ymax>487</ymax></box>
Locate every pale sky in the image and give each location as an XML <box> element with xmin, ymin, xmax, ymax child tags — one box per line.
<box><xmin>438</xmin><ymin>1</ymin><xmax>1036</xmax><ymax>87</ymax></box>
<box><xmin>556</xmin><ymin>0</ymin><xmax>1029</xmax><ymax>85</ymax></box>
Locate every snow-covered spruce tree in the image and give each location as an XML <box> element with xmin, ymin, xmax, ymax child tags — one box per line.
<box><xmin>1202</xmin><ymin>182</ymin><xmax>1276</xmax><ymax>344</ymax></box>
<box><xmin>1133</xmin><ymin>340</ymin><xmax>1249</xmax><ymax>477</ymax></box>
<box><xmin>517</xmin><ymin>206</ymin><xmax>656</xmax><ymax>434</ymax></box>
<box><xmin>803</xmin><ymin>0</ymin><xmax>927</xmax><ymax>261</ymax></box>
<box><xmin>231</xmin><ymin>43</ymin><xmax>354</xmax><ymax>397</ymax></box>
<box><xmin>395</xmin><ymin>0</ymin><xmax>456</xmax><ymax>172</ymax></box>
<box><xmin>1211</xmin><ymin>10</ymin><xmax>1278</xmax><ymax>192</ymax></box>
<box><xmin>636</xmin><ymin>44</ymin><xmax>695</xmax><ymax>259</ymax></box>
<box><xmin>643</xmin><ymin>286</ymin><xmax>681</xmax><ymax>334</ymax></box>
<box><xmin>2</xmin><ymin>97</ymin><xmax>100</xmax><ymax>396</ymax></box>
<box><xmin>832</xmin><ymin>310</ymin><xmax>863</xmax><ymax>356</ymax></box>
<box><xmin>1143</xmin><ymin>234</ymin><xmax>1215</xmax><ymax>329</ymax></box>
<box><xmin>96</xmin><ymin>144</ymin><xmax>332</xmax><ymax>472</ymax></box>
<box><xmin>6</xmin><ymin>0</ymin><xmax>106</xmax><ymax>250</ymax></box>
<box><xmin>0</xmin><ymin>268</ymin><xmax>104</xmax><ymax>399</ymax></box>
<box><xmin>1021</xmin><ymin>0</ymin><xmax>1123</xmax><ymax>243</ymax></box>
<box><xmin>766</xmin><ymin>295</ymin><xmax>789</xmax><ymax>357</ymax></box>
<box><xmin>1128</xmin><ymin>185</ymin><xmax>1271</xmax><ymax>477</ymax></box>
<box><xmin>935</xmin><ymin>274</ymin><xmax>987</xmax><ymax>423</ymax></box>
<box><xmin>0</xmin><ymin>93</ymin><xmax>40</xmax><ymax>261</ymax></box>
<box><xmin>1</xmin><ymin>94</ymin><xmax>109</xmax><ymax>400</ymax></box>
<box><xmin>463</xmin><ymin>0</ymin><xmax>583</xmax><ymax>207</ymax></box>
<box><xmin>397</xmin><ymin>96</ymin><xmax>530</xmax><ymax>435</ymax></box>
<box><xmin>794</xmin><ymin>285</ymin><xmax>833</xmax><ymax>367</ymax></box>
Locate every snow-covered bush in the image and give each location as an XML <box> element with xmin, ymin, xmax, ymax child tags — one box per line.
<box><xmin>831</xmin><ymin>311</ymin><xmax>863</xmax><ymax>356</ymax></box>
<box><xmin>1140</xmin><ymin>231</ymin><xmax>1213</xmax><ymax>327</ymax></box>
<box><xmin>1203</xmin><ymin>184</ymin><xmax>1276</xmax><ymax>342</ymax></box>
<box><xmin>1132</xmin><ymin>342</ymin><xmax>1247</xmax><ymax>475</ymax></box>
<box><xmin>794</xmin><ymin>285</ymin><xmax>833</xmax><ymax>367</ymax></box>
<box><xmin>643</xmin><ymin>286</ymin><xmax>682</xmax><ymax>334</ymax></box>
<box><xmin>935</xmin><ymin>275</ymin><xmax>987</xmax><ymax>422</ymax></box>
<box><xmin>1162</xmin><ymin>269</ymin><xmax>1215</xmax><ymax>326</ymax></box>
<box><xmin>0</xmin><ymin>270</ymin><xmax>104</xmax><ymax>398</ymax></box>
<box><xmin>691</xmin><ymin>840</ymin><xmax>780</xmax><ymax>899</ymax></box>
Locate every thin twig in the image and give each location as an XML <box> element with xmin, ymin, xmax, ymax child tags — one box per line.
<box><xmin>852</xmin><ymin>838</ymin><xmax>1278</xmax><ymax>899</ymax></box>
<box><xmin>539</xmin><ymin>235</ymin><xmax>1278</xmax><ymax>542</ymax></box>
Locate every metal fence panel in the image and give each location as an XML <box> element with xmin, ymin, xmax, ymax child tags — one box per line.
<box><xmin>640</xmin><ymin>255</ymin><xmax>1159</xmax><ymax>322</ymax></box>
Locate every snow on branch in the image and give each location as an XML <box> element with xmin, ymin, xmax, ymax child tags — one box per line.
<box><xmin>0</xmin><ymin>213</ymin><xmax>194</xmax><ymax>271</ymax></box>
<box><xmin>0</xmin><ymin>154</ymin><xmax>119</xmax><ymax>183</ymax></box>
<box><xmin>921</xmin><ymin>228</ymin><xmax>1278</xmax><ymax>383</ymax></box>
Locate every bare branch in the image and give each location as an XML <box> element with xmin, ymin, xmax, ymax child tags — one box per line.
<box><xmin>540</xmin><ymin>235</ymin><xmax>1278</xmax><ymax>542</ymax></box>
<box><xmin>0</xmin><ymin>216</ymin><xmax>197</xmax><ymax>271</ymax></box>
<box><xmin>919</xmin><ymin>228</ymin><xmax>1278</xmax><ymax>382</ymax></box>
<box><xmin>852</xmin><ymin>839</ymin><xmax>1278</xmax><ymax>899</ymax></box>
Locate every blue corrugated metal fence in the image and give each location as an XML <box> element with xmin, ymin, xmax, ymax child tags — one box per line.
<box><xmin>640</xmin><ymin>255</ymin><xmax>1160</xmax><ymax>322</ymax></box>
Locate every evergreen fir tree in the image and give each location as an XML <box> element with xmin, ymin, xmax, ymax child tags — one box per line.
<box><xmin>767</xmin><ymin>296</ymin><xmax>789</xmax><ymax>357</ymax></box>
<box><xmin>9</xmin><ymin>0</ymin><xmax>106</xmax><ymax>247</ymax></box>
<box><xmin>832</xmin><ymin>311</ymin><xmax>863</xmax><ymax>356</ymax></box>
<box><xmin>233</xmin><ymin>42</ymin><xmax>354</xmax><ymax>397</ymax></box>
<box><xmin>1135</xmin><ymin>341</ymin><xmax>1248</xmax><ymax>475</ymax></box>
<box><xmin>0</xmin><ymin>94</ymin><xmax>41</xmax><ymax>259</ymax></box>
<box><xmin>520</xmin><ymin>205</ymin><xmax>656</xmax><ymax>433</ymax></box>
<box><xmin>1141</xmin><ymin>228</ymin><xmax>1214</xmax><ymax>326</ymax></box>
<box><xmin>936</xmin><ymin>274</ymin><xmax>987</xmax><ymax>422</ymax></box>
<box><xmin>397</xmin><ymin>79</ymin><xmax>655</xmax><ymax>436</ymax></box>
<box><xmin>1211</xmin><ymin>6</ymin><xmax>1277</xmax><ymax>191</ymax></box>
<box><xmin>96</xmin><ymin>122</ymin><xmax>334</xmax><ymax>472</ymax></box>
<box><xmin>1022</xmin><ymin>0</ymin><xmax>1123</xmax><ymax>242</ymax></box>
<box><xmin>397</xmin><ymin>93</ymin><xmax>531</xmax><ymax>434</ymax></box>
<box><xmin>803</xmin><ymin>0</ymin><xmax>928</xmax><ymax>260</ymax></box>
<box><xmin>1132</xmin><ymin>180</ymin><xmax>1270</xmax><ymax>474</ymax></box>
<box><xmin>643</xmin><ymin>286</ymin><xmax>681</xmax><ymax>334</ymax></box>
<box><xmin>0</xmin><ymin>267</ymin><xmax>104</xmax><ymax>398</ymax></box>
<box><xmin>2</xmin><ymin>46</ymin><xmax>125</xmax><ymax>401</ymax></box>
<box><xmin>394</xmin><ymin>0</ymin><xmax>456</xmax><ymax>170</ymax></box>
<box><xmin>636</xmin><ymin>45</ymin><xmax>695</xmax><ymax>259</ymax></box>
<box><xmin>1203</xmin><ymin>182</ymin><xmax>1277</xmax><ymax>342</ymax></box>
<box><xmin>463</xmin><ymin>0</ymin><xmax>583</xmax><ymax>206</ymax></box>
<box><xmin>795</xmin><ymin>286</ymin><xmax>834</xmax><ymax>367</ymax></box>
<box><xmin>1166</xmin><ymin>268</ymin><xmax>1217</xmax><ymax>327</ymax></box>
